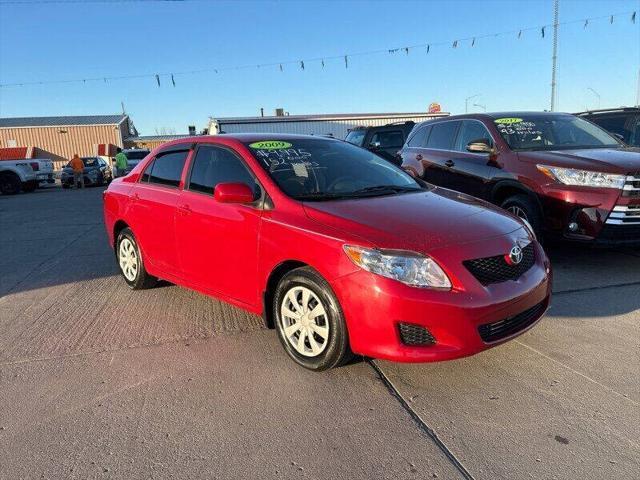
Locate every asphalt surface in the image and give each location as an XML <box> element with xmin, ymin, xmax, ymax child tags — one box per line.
<box><xmin>0</xmin><ymin>186</ymin><xmax>638</xmax><ymax>479</ymax></box>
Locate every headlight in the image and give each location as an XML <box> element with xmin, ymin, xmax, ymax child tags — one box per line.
<box><xmin>537</xmin><ymin>165</ymin><xmax>625</xmax><ymax>189</ymax></box>
<box><xmin>343</xmin><ymin>245</ymin><xmax>451</xmax><ymax>289</ymax></box>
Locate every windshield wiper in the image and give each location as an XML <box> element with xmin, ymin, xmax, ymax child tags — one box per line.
<box><xmin>353</xmin><ymin>185</ymin><xmax>422</xmax><ymax>194</ymax></box>
<box><xmin>294</xmin><ymin>192</ymin><xmax>357</xmax><ymax>201</ymax></box>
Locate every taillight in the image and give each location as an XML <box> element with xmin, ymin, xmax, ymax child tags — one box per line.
<box><xmin>29</xmin><ymin>162</ymin><xmax>39</xmax><ymax>171</ymax></box>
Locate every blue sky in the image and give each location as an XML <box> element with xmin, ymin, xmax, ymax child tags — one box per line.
<box><xmin>0</xmin><ymin>0</ymin><xmax>638</xmax><ymax>134</ymax></box>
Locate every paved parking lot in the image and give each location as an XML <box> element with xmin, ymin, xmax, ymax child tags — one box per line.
<box><xmin>0</xmin><ymin>187</ymin><xmax>638</xmax><ymax>479</ymax></box>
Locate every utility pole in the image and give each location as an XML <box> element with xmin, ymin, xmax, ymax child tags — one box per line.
<box><xmin>587</xmin><ymin>87</ymin><xmax>601</xmax><ymax>110</ymax></box>
<box><xmin>465</xmin><ymin>94</ymin><xmax>481</xmax><ymax>113</ymax></box>
<box><xmin>550</xmin><ymin>0</ymin><xmax>559</xmax><ymax>111</ymax></box>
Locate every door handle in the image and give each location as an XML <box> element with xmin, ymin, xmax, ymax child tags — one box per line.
<box><xmin>132</xmin><ymin>193</ymin><xmax>139</xmax><ymax>200</ymax></box>
<box><xmin>445</xmin><ymin>159</ymin><xmax>455</xmax><ymax>167</ymax></box>
<box><xmin>416</xmin><ymin>154</ymin><xmax>423</xmax><ymax>161</ymax></box>
<box><xmin>178</xmin><ymin>204</ymin><xmax>191</xmax><ymax>215</ymax></box>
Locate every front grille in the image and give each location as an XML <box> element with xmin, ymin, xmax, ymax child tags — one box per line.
<box><xmin>398</xmin><ymin>323</ymin><xmax>435</xmax><ymax>346</ymax></box>
<box><xmin>622</xmin><ymin>174</ymin><xmax>640</xmax><ymax>198</ymax></box>
<box><xmin>605</xmin><ymin>204</ymin><xmax>640</xmax><ymax>225</ymax></box>
<box><xmin>478</xmin><ymin>301</ymin><xmax>546</xmax><ymax>343</ymax></box>
<box><xmin>463</xmin><ymin>243</ymin><xmax>535</xmax><ymax>286</ymax></box>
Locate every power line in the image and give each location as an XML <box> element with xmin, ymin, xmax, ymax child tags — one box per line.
<box><xmin>0</xmin><ymin>9</ymin><xmax>636</xmax><ymax>88</ymax></box>
<box><xmin>0</xmin><ymin>0</ymin><xmax>200</xmax><ymax>4</ymax></box>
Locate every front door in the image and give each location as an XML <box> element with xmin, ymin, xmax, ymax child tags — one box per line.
<box><xmin>176</xmin><ymin>144</ymin><xmax>263</xmax><ymax>307</ymax></box>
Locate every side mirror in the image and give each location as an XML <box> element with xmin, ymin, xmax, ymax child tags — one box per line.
<box><xmin>369</xmin><ymin>141</ymin><xmax>381</xmax><ymax>150</ymax></box>
<box><xmin>214</xmin><ymin>182</ymin><xmax>255</xmax><ymax>204</ymax></box>
<box><xmin>466</xmin><ymin>138</ymin><xmax>494</xmax><ymax>154</ymax></box>
<box><xmin>612</xmin><ymin>133</ymin><xmax>625</xmax><ymax>142</ymax></box>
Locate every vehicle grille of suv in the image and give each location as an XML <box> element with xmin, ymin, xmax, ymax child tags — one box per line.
<box><xmin>478</xmin><ymin>300</ymin><xmax>546</xmax><ymax>343</ymax></box>
<box><xmin>621</xmin><ymin>174</ymin><xmax>640</xmax><ymax>198</ymax></box>
<box><xmin>463</xmin><ymin>243</ymin><xmax>535</xmax><ymax>286</ymax></box>
<box><xmin>605</xmin><ymin>205</ymin><xmax>640</xmax><ymax>225</ymax></box>
<box><xmin>398</xmin><ymin>322</ymin><xmax>436</xmax><ymax>346</ymax></box>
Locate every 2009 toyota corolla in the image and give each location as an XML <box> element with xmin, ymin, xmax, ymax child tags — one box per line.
<box><xmin>103</xmin><ymin>134</ymin><xmax>552</xmax><ymax>371</ymax></box>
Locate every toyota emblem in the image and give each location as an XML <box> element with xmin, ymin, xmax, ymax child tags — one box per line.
<box><xmin>506</xmin><ymin>245</ymin><xmax>524</xmax><ymax>265</ymax></box>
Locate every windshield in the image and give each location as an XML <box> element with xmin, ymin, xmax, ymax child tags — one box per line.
<box><xmin>245</xmin><ymin>138</ymin><xmax>422</xmax><ymax>201</ymax></box>
<box><xmin>493</xmin><ymin>114</ymin><xmax>621</xmax><ymax>151</ymax></box>
<box><xmin>81</xmin><ymin>157</ymin><xmax>99</xmax><ymax>167</ymax></box>
<box><xmin>345</xmin><ymin>130</ymin><xmax>366</xmax><ymax>147</ymax></box>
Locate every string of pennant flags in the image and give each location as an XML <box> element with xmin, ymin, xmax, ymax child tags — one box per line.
<box><xmin>0</xmin><ymin>9</ymin><xmax>637</xmax><ymax>89</ymax></box>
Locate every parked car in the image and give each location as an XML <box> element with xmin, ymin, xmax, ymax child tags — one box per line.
<box><xmin>0</xmin><ymin>160</ymin><xmax>38</xmax><ymax>195</ymax></box>
<box><xmin>61</xmin><ymin>156</ymin><xmax>113</xmax><ymax>188</ymax></box>
<box><xmin>345</xmin><ymin>122</ymin><xmax>415</xmax><ymax>165</ymax></box>
<box><xmin>0</xmin><ymin>158</ymin><xmax>54</xmax><ymax>186</ymax></box>
<box><xmin>577</xmin><ymin>107</ymin><xmax>640</xmax><ymax>147</ymax></box>
<box><xmin>399</xmin><ymin>112</ymin><xmax>640</xmax><ymax>245</ymax></box>
<box><xmin>104</xmin><ymin>134</ymin><xmax>551</xmax><ymax>371</ymax></box>
<box><xmin>121</xmin><ymin>148</ymin><xmax>150</xmax><ymax>175</ymax></box>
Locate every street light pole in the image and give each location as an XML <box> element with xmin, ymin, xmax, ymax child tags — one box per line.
<box><xmin>587</xmin><ymin>87</ymin><xmax>601</xmax><ymax>110</ymax></box>
<box><xmin>550</xmin><ymin>0</ymin><xmax>559</xmax><ymax>111</ymax></box>
<box><xmin>465</xmin><ymin>94</ymin><xmax>481</xmax><ymax>113</ymax></box>
<box><xmin>473</xmin><ymin>103</ymin><xmax>487</xmax><ymax>112</ymax></box>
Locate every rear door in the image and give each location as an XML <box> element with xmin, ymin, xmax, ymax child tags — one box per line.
<box><xmin>438</xmin><ymin>119</ymin><xmax>495</xmax><ymax>199</ymax></box>
<box><xmin>399</xmin><ymin>123</ymin><xmax>432</xmax><ymax>178</ymax></box>
<box><xmin>128</xmin><ymin>148</ymin><xmax>191</xmax><ymax>277</ymax></box>
<box><xmin>175</xmin><ymin>144</ymin><xmax>263</xmax><ymax>306</ymax></box>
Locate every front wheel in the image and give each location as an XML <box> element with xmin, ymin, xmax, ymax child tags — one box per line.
<box><xmin>273</xmin><ymin>267</ymin><xmax>352</xmax><ymax>371</ymax></box>
<box><xmin>0</xmin><ymin>173</ymin><xmax>22</xmax><ymax>195</ymax></box>
<box><xmin>116</xmin><ymin>228</ymin><xmax>157</xmax><ymax>290</ymax></box>
<box><xmin>501</xmin><ymin>194</ymin><xmax>543</xmax><ymax>241</ymax></box>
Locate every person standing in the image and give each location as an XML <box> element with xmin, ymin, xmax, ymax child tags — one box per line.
<box><xmin>70</xmin><ymin>154</ymin><xmax>85</xmax><ymax>189</ymax></box>
<box><xmin>115</xmin><ymin>148</ymin><xmax>128</xmax><ymax>177</ymax></box>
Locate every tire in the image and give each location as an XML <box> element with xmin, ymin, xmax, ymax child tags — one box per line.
<box><xmin>22</xmin><ymin>181</ymin><xmax>37</xmax><ymax>193</ymax></box>
<box><xmin>273</xmin><ymin>267</ymin><xmax>352</xmax><ymax>371</ymax></box>
<box><xmin>501</xmin><ymin>194</ymin><xmax>543</xmax><ymax>240</ymax></box>
<box><xmin>116</xmin><ymin>228</ymin><xmax>157</xmax><ymax>290</ymax></box>
<box><xmin>62</xmin><ymin>183</ymin><xmax>70</xmax><ymax>189</ymax></box>
<box><xmin>0</xmin><ymin>172</ymin><xmax>22</xmax><ymax>195</ymax></box>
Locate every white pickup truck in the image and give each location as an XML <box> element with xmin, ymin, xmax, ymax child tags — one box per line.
<box><xmin>0</xmin><ymin>160</ymin><xmax>38</xmax><ymax>195</ymax></box>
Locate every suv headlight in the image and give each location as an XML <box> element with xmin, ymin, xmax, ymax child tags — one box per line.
<box><xmin>343</xmin><ymin>245</ymin><xmax>451</xmax><ymax>289</ymax></box>
<box><xmin>537</xmin><ymin>165</ymin><xmax>625</xmax><ymax>189</ymax></box>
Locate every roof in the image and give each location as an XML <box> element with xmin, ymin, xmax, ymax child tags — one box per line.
<box><xmin>211</xmin><ymin>112</ymin><xmax>449</xmax><ymax>124</ymax></box>
<box><xmin>127</xmin><ymin>135</ymin><xmax>190</xmax><ymax>142</ymax></box>
<box><xmin>576</xmin><ymin>107</ymin><xmax>640</xmax><ymax>115</ymax></box>
<box><xmin>0</xmin><ymin>114</ymin><xmax>128</xmax><ymax>128</ymax></box>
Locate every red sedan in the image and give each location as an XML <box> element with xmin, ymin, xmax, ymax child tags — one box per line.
<box><xmin>103</xmin><ymin>134</ymin><xmax>552</xmax><ymax>370</ymax></box>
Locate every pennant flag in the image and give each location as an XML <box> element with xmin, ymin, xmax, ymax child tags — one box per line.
<box><xmin>426</xmin><ymin>44</ymin><xmax>430</xmax><ymax>53</ymax></box>
<box><xmin>404</xmin><ymin>47</ymin><xmax>409</xmax><ymax>55</ymax></box>
<box><xmin>518</xmin><ymin>30</ymin><xmax>522</xmax><ymax>39</ymax></box>
<box><xmin>584</xmin><ymin>19</ymin><xmax>588</xmax><ymax>28</ymax></box>
<box><xmin>279</xmin><ymin>64</ymin><xmax>283</xmax><ymax>72</ymax></box>
<box><xmin>632</xmin><ymin>11</ymin><xmax>636</xmax><ymax>23</ymax></box>
<box><xmin>321</xmin><ymin>59</ymin><xmax>325</xmax><ymax>68</ymax></box>
<box><xmin>541</xmin><ymin>26</ymin><xmax>545</xmax><ymax>38</ymax></box>
<box><xmin>471</xmin><ymin>37</ymin><xmax>476</xmax><ymax>46</ymax></box>
<box><xmin>344</xmin><ymin>55</ymin><xmax>348</xmax><ymax>68</ymax></box>
<box><xmin>155</xmin><ymin>74</ymin><xmax>160</xmax><ymax>87</ymax></box>
<box><xmin>300</xmin><ymin>60</ymin><xmax>305</xmax><ymax>70</ymax></box>
<box><xmin>103</xmin><ymin>78</ymin><xmax>107</xmax><ymax>83</ymax></box>
<box><xmin>214</xmin><ymin>69</ymin><xmax>218</xmax><ymax>74</ymax></box>
<box><xmin>452</xmin><ymin>40</ymin><xmax>458</xmax><ymax>48</ymax></box>
<box><xmin>171</xmin><ymin>74</ymin><xmax>176</xmax><ymax>87</ymax></box>
<box><xmin>610</xmin><ymin>15</ymin><xmax>614</xmax><ymax>24</ymax></box>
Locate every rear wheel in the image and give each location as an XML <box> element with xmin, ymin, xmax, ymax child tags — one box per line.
<box><xmin>0</xmin><ymin>172</ymin><xmax>21</xmax><ymax>195</ymax></box>
<box><xmin>116</xmin><ymin>228</ymin><xmax>157</xmax><ymax>289</ymax></box>
<box><xmin>273</xmin><ymin>267</ymin><xmax>352</xmax><ymax>371</ymax></box>
<box><xmin>501</xmin><ymin>194</ymin><xmax>543</xmax><ymax>240</ymax></box>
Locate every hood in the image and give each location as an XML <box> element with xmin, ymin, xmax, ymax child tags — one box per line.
<box><xmin>520</xmin><ymin>147</ymin><xmax>640</xmax><ymax>173</ymax></box>
<box><xmin>303</xmin><ymin>188</ymin><xmax>524</xmax><ymax>252</ymax></box>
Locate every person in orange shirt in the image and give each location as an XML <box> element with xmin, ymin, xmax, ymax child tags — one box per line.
<box><xmin>70</xmin><ymin>154</ymin><xmax>85</xmax><ymax>189</ymax></box>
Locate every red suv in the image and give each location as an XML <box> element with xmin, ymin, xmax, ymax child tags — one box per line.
<box><xmin>400</xmin><ymin>112</ymin><xmax>640</xmax><ymax>244</ymax></box>
<box><xmin>103</xmin><ymin>134</ymin><xmax>551</xmax><ymax>370</ymax></box>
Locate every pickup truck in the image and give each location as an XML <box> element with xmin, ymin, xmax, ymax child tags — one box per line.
<box><xmin>0</xmin><ymin>160</ymin><xmax>38</xmax><ymax>195</ymax></box>
<box><xmin>0</xmin><ymin>158</ymin><xmax>54</xmax><ymax>186</ymax></box>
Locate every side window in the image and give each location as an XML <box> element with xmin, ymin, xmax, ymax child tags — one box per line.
<box><xmin>588</xmin><ymin>115</ymin><xmax>632</xmax><ymax>144</ymax></box>
<box><xmin>454</xmin><ymin>121</ymin><xmax>493</xmax><ymax>152</ymax></box>
<box><xmin>188</xmin><ymin>145</ymin><xmax>256</xmax><ymax>196</ymax></box>
<box><xmin>407</xmin><ymin>125</ymin><xmax>431</xmax><ymax>147</ymax></box>
<box><xmin>141</xmin><ymin>160</ymin><xmax>154</xmax><ymax>182</ymax></box>
<box><xmin>370</xmin><ymin>130</ymin><xmax>404</xmax><ymax>149</ymax></box>
<box><xmin>427</xmin><ymin>121</ymin><xmax>460</xmax><ymax>150</ymax></box>
<box><xmin>345</xmin><ymin>130</ymin><xmax>366</xmax><ymax>146</ymax></box>
<box><xmin>147</xmin><ymin>151</ymin><xmax>189</xmax><ymax>188</ymax></box>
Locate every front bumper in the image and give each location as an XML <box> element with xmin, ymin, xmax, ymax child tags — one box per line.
<box><xmin>331</xmin><ymin>235</ymin><xmax>552</xmax><ymax>363</ymax></box>
<box><xmin>540</xmin><ymin>181</ymin><xmax>640</xmax><ymax>246</ymax></box>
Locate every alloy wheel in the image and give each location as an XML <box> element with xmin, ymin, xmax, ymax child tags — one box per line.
<box><xmin>118</xmin><ymin>238</ymin><xmax>138</xmax><ymax>281</ymax></box>
<box><xmin>280</xmin><ymin>286</ymin><xmax>330</xmax><ymax>357</ymax></box>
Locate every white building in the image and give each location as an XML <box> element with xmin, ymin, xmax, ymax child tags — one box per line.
<box><xmin>208</xmin><ymin>111</ymin><xmax>449</xmax><ymax>139</ymax></box>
